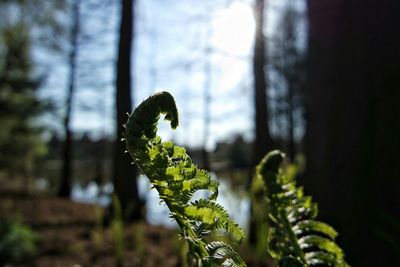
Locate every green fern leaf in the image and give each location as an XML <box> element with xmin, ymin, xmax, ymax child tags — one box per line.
<box><xmin>205</xmin><ymin>241</ymin><xmax>246</xmax><ymax>266</ymax></box>
<box><xmin>124</xmin><ymin>91</ymin><xmax>245</xmax><ymax>266</ymax></box>
<box><xmin>185</xmin><ymin>199</ymin><xmax>244</xmax><ymax>242</ymax></box>
<box><xmin>256</xmin><ymin>150</ymin><xmax>349</xmax><ymax>267</ymax></box>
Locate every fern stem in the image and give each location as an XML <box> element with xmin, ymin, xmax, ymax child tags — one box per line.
<box><xmin>180</xmin><ymin>218</ymin><xmax>209</xmax><ymax>258</ymax></box>
<box><xmin>152</xmin><ymin>183</ymin><xmax>209</xmax><ymax>260</ymax></box>
<box><xmin>279</xmin><ymin>210</ymin><xmax>307</xmax><ymax>263</ymax></box>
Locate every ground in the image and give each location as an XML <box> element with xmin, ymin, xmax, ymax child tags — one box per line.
<box><xmin>0</xmin><ymin>190</ymin><xmax>183</xmax><ymax>267</ymax></box>
<box><xmin>0</xmin><ymin>183</ymin><xmax>267</xmax><ymax>267</ymax></box>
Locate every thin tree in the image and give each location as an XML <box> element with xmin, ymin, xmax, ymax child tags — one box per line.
<box><xmin>271</xmin><ymin>6</ymin><xmax>305</xmax><ymax>161</ymax></box>
<box><xmin>113</xmin><ymin>0</ymin><xmax>142</xmax><ymax>221</ymax></box>
<box><xmin>253</xmin><ymin>0</ymin><xmax>273</xmax><ymax>164</ymax></box>
<box><xmin>59</xmin><ymin>0</ymin><xmax>80</xmax><ymax>197</ymax></box>
<box><xmin>249</xmin><ymin>0</ymin><xmax>273</xmax><ymax>245</ymax></box>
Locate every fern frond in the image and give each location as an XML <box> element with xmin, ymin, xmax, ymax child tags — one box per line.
<box><xmin>185</xmin><ymin>199</ymin><xmax>244</xmax><ymax>242</ymax></box>
<box><xmin>124</xmin><ymin>91</ymin><xmax>245</xmax><ymax>266</ymax></box>
<box><xmin>256</xmin><ymin>150</ymin><xmax>349</xmax><ymax>267</ymax></box>
<box><xmin>205</xmin><ymin>241</ymin><xmax>246</xmax><ymax>267</ymax></box>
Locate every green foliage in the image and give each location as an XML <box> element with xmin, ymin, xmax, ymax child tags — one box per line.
<box><xmin>0</xmin><ymin>22</ymin><xmax>47</xmax><ymax>180</ymax></box>
<box><xmin>0</xmin><ymin>0</ymin><xmax>64</xmax><ymax>180</ymax></box>
<box><xmin>90</xmin><ymin>205</ymin><xmax>105</xmax><ymax>252</ymax></box>
<box><xmin>111</xmin><ymin>195</ymin><xmax>125</xmax><ymax>267</ymax></box>
<box><xmin>255</xmin><ymin>151</ymin><xmax>349</xmax><ymax>267</ymax></box>
<box><xmin>124</xmin><ymin>91</ymin><xmax>246</xmax><ymax>266</ymax></box>
<box><xmin>131</xmin><ymin>223</ymin><xmax>146</xmax><ymax>265</ymax></box>
<box><xmin>0</xmin><ymin>219</ymin><xmax>37</xmax><ymax>265</ymax></box>
<box><xmin>0</xmin><ymin>0</ymin><xmax>66</xmax><ymax>51</ymax></box>
<box><xmin>123</xmin><ymin>91</ymin><xmax>350</xmax><ymax>266</ymax></box>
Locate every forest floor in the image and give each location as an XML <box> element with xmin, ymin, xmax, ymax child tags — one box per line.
<box><xmin>0</xmin><ymin>187</ymin><xmax>264</xmax><ymax>267</ymax></box>
<box><xmin>0</xmin><ymin>187</ymin><xmax>184</xmax><ymax>267</ymax></box>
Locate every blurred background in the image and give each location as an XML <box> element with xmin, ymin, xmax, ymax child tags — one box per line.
<box><xmin>0</xmin><ymin>0</ymin><xmax>399</xmax><ymax>266</ymax></box>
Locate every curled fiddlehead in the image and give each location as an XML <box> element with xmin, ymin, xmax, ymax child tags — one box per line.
<box><xmin>124</xmin><ymin>91</ymin><xmax>245</xmax><ymax>266</ymax></box>
<box><xmin>256</xmin><ymin>150</ymin><xmax>349</xmax><ymax>267</ymax></box>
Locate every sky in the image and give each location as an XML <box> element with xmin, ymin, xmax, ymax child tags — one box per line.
<box><xmin>37</xmin><ymin>0</ymin><xmax>306</xmax><ymax>149</ymax></box>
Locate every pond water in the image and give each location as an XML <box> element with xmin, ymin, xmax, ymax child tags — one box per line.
<box><xmin>71</xmin><ymin>174</ymin><xmax>250</xmax><ymax>231</ymax></box>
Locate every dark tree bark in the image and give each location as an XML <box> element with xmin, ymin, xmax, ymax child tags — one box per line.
<box><xmin>249</xmin><ymin>0</ymin><xmax>273</xmax><ymax>245</ymax></box>
<box><xmin>306</xmin><ymin>0</ymin><xmax>400</xmax><ymax>265</ymax></box>
<box><xmin>113</xmin><ymin>0</ymin><xmax>142</xmax><ymax>221</ymax></box>
<box><xmin>253</xmin><ymin>0</ymin><xmax>273</xmax><ymax>165</ymax></box>
<box><xmin>59</xmin><ymin>0</ymin><xmax>80</xmax><ymax>197</ymax></box>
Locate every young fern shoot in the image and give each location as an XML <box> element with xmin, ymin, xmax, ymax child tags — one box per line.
<box><xmin>124</xmin><ymin>91</ymin><xmax>246</xmax><ymax>267</ymax></box>
<box><xmin>255</xmin><ymin>151</ymin><xmax>349</xmax><ymax>267</ymax></box>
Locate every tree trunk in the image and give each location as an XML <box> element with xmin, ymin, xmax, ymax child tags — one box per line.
<box><xmin>249</xmin><ymin>0</ymin><xmax>273</xmax><ymax>245</ymax></box>
<box><xmin>306</xmin><ymin>0</ymin><xmax>400</xmax><ymax>265</ymax></box>
<box><xmin>59</xmin><ymin>0</ymin><xmax>80</xmax><ymax>198</ymax></box>
<box><xmin>113</xmin><ymin>0</ymin><xmax>142</xmax><ymax>221</ymax></box>
<box><xmin>253</xmin><ymin>0</ymin><xmax>273</xmax><ymax>164</ymax></box>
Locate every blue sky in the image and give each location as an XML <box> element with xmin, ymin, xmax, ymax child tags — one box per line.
<box><xmin>37</xmin><ymin>0</ymin><xmax>306</xmax><ymax>149</ymax></box>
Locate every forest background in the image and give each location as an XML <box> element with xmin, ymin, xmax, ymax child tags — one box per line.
<box><xmin>0</xmin><ymin>0</ymin><xmax>399</xmax><ymax>266</ymax></box>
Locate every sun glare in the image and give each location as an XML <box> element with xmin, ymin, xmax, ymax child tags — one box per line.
<box><xmin>211</xmin><ymin>2</ymin><xmax>255</xmax><ymax>57</ymax></box>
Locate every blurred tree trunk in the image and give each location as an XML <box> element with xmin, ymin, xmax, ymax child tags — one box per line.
<box><xmin>271</xmin><ymin>6</ymin><xmax>305</xmax><ymax>161</ymax></box>
<box><xmin>249</xmin><ymin>0</ymin><xmax>273</xmax><ymax>245</ymax></box>
<box><xmin>253</xmin><ymin>0</ymin><xmax>272</xmax><ymax>165</ymax></box>
<box><xmin>281</xmin><ymin>7</ymin><xmax>304</xmax><ymax>162</ymax></box>
<box><xmin>59</xmin><ymin>0</ymin><xmax>80</xmax><ymax>197</ymax></box>
<box><xmin>306</xmin><ymin>0</ymin><xmax>400</xmax><ymax>265</ymax></box>
<box><xmin>113</xmin><ymin>0</ymin><xmax>142</xmax><ymax>221</ymax></box>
